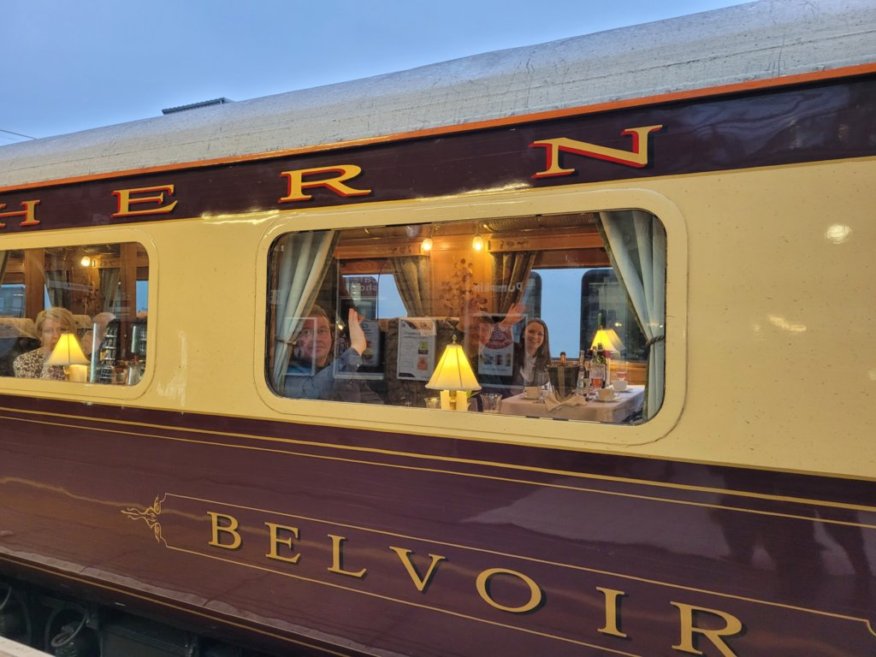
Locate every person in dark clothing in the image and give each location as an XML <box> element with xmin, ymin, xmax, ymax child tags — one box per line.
<box><xmin>282</xmin><ymin>305</ymin><xmax>381</xmax><ymax>403</ymax></box>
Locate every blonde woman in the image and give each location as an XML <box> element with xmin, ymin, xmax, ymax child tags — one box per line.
<box><xmin>13</xmin><ymin>307</ymin><xmax>77</xmax><ymax>380</ymax></box>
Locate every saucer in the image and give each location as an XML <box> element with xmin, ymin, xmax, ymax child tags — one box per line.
<box><xmin>594</xmin><ymin>396</ymin><xmax>617</xmax><ymax>403</ymax></box>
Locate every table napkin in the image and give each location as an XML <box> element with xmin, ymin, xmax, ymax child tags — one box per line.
<box><xmin>543</xmin><ymin>391</ymin><xmax>588</xmax><ymax>412</ymax></box>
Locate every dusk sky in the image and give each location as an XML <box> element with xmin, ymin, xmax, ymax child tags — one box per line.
<box><xmin>2</xmin><ymin>1</ymin><xmax>749</xmax><ymax>144</ymax></box>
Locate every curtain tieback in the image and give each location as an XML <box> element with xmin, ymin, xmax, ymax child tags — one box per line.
<box><xmin>644</xmin><ymin>335</ymin><xmax>665</xmax><ymax>348</ymax></box>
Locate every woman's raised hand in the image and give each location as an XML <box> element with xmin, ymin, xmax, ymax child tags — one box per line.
<box><xmin>348</xmin><ymin>307</ymin><xmax>367</xmax><ymax>355</ymax></box>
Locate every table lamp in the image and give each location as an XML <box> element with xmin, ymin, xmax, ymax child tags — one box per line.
<box><xmin>46</xmin><ymin>332</ymin><xmax>90</xmax><ymax>382</ymax></box>
<box><xmin>590</xmin><ymin>327</ymin><xmax>624</xmax><ymax>355</ymax></box>
<box><xmin>426</xmin><ymin>336</ymin><xmax>481</xmax><ymax>411</ymax></box>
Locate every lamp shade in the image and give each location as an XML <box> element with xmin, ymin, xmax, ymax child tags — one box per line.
<box><xmin>426</xmin><ymin>338</ymin><xmax>481</xmax><ymax>392</ymax></box>
<box><xmin>46</xmin><ymin>332</ymin><xmax>89</xmax><ymax>367</ymax></box>
<box><xmin>590</xmin><ymin>328</ymin><xmax>624</xmax><ymax>354</ymax></box>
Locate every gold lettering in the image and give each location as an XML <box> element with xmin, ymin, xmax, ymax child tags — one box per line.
<box><xmin>207</xmin><ymin>511</ymin><xmax>242</xmax><ymax>550</ymax></box>
<box><xmin>389</xmin><ymin>546</ymin><xmax>446</xmax><ymax>593</ymax></box>
<box><xmin>327</xmin><ymin>534</ymin><xmax>367</xmax><ymax>579</ymax></box>
<box><xmin>0</xmin><ymin>199</ymin><xmax>41</xmax><ymax>228</ymax></box>
<box><xmin>531</xmin><ymin>125</ymin><xmax>663</xmax><ymax>178</ymax></box>
<box><xmin>265</xmin><ymin>522</ymin><xmax>301</xmax><ymax>564</ymax></box>
<box><xmin>596</xmin><ymin>587</ymin><xmax>628</xmax><ymax>638</ymax></box>
<box><xmin>475</xmin><ymin>568</ymin><xmax>542</xmax><ymax>614</ymax></box>
<box><xmin>112</xmin><ymin>184</ymin><xmax>178</xmax><ymax>217</ymax></box>
<box><xmin>672</xmin><ymin>602</ymin><xmax>743</xmax><ymax>657</ymax></box>
<box><xmin>278</xmin><ymin>164</ymin><xmax>372</xmax><ymax>202</ymax></box>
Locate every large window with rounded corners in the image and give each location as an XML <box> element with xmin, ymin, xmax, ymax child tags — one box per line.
<box><xmin>266</xmin><ymin>210</ymin><xmax>665</xmax><ymax>424</ymax></box>
<box><xmin>0</xmin><ymin>242</ymin><xmax>148</xmax><ymax>385</ymax></box>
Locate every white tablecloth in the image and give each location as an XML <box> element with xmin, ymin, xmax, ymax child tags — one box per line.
<box><xmin>499</xmin><ymin>385</ymin><xmax>644</xmax><ymax>423</ymax></box>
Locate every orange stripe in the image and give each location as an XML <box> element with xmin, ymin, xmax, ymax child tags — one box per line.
<box><xmin>2</xmin><ymin>62</ymin><xmax>875</xmax><ymax>194</ymax></box>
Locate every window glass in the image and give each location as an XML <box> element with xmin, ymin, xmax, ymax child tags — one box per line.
<box><xmin>0</xmin><ymin>284</ymin><xmax>25</xmax><ymax>317</ymax></box>
<box><xmin>266</xmin><ymin>211</ymin><xmax>666</xmax><ymax>423</ymax></box>
<box><xmin>580</xmin><ymin>268</ymin><xmax>648</xmax><ymax>362</ymax></box>
<box><xmin>341</xmin><ymin>273</ymin><xmax>407</xmax><ymax>320</ymax></box>
<box><xmin>0</xmin><ymin>243</ymin><xmax>149</xmax><ymax>385</ymax></box>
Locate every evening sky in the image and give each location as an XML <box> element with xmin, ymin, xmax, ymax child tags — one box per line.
<box><xmin>2</xmin><ymin>0</ymin><xmax>749</xmax><ymax>143</ymax></box>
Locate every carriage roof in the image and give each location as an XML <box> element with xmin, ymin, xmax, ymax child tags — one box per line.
<box><xmin>1</xmin><ymin>0</ymin><xmax>874</xmax><ymax>188</ymax></box>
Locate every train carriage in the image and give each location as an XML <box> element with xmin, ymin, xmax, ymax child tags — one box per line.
<box><xmin>0</xmin><ymin>1</ymin><xmax>875</xmax><ymax>655</ymax></box>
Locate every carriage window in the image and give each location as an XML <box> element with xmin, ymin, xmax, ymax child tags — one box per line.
<box><xmin>266</xmin><ymin>210</ymin><xmax>666</xmax><ymax>424</ymax></box>
<box><xmin>0</xmin><ymin>243</ymin><xmax>149</xmax><ymax>385</ymax></box>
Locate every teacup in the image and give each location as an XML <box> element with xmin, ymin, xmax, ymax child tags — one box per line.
<box><xmin>612</xmin><ymin>380</ymin><xmax>628</xmax><ymax>392</ymax></box>
<box><xmin>597</xmin><ymin>387</ymin><xmax>616</xmax><ymax>402</ymax></box>
<box><xmin>523</xmin><ymin>386</ymin><xmax>540</xmax><ymax>400</ymax></box>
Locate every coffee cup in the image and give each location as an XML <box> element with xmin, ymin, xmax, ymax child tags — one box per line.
<box><xmin>523</xmin><ymin>386</ymin><xmax>539</xmax><ymax>400</ymax></box>
<box><xmin>613</xmin><ymin>380</ymin><xmax>628</xmax><ymax>392</ymax></box>
<box><xmin>597</xmin><ymin>387</ymin><xmax>616</xmax><ymax>402</ymax></box>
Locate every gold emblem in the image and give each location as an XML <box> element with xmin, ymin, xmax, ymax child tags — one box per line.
<box><xmin>122</xmin><ymin>494</ymin><xmax>166</xmax><ymax>545</ymax></box>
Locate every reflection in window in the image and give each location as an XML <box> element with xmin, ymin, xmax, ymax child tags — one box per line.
<box><xmin>342</xmin><ymin>274</ymin><xmax>406</xmax><ymax>320</ymax></box>
<box><xmin>580</xmin><ymin>268</ymin><xmax>647</xmax><ymax>362</ymax></box>
<box><xmin>0</xmin><ymin>243</ymin><xmax>149</xmax><ymax>385</ymax></box>
<box><xmin>266</xmin><ymin>211</ymin><xmax>666</xmax><ymax>423</ymax></box>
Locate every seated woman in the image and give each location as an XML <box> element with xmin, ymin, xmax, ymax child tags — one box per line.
<box><xmin>13</xmin><ymin>307</ymin><xmax>77</xmax><ymax>380</ymax></box>
<box><xmin>512</xmin><ymin>318</ymin><xmax>552</xmax><ymax>387</ymax></box>
<box><xmin>282</xmin><ymin>305</ymin><xmax>381</xmax><ymax>403</ymax></box>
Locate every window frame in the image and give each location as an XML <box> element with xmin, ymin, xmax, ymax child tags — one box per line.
<box><xmin>255</xmin><ymin>186</ymin><xmax>687</xmax><ymax>449</ymax></box>
<box><xmin>0</xmin><ymin>227</ymin><xmax>156</xmax><ymax>401</ymax></box>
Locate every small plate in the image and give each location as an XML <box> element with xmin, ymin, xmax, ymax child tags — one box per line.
<box><xmin>593</xmin><ymin>397</ymin><xmax>618</xmax><ymax>403</ymax></box>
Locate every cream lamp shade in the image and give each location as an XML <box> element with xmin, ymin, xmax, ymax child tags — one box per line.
<box><xmin>46</xmin><ymin>332</ymin><xmax>90</xmax><ymax>382</ymax></box>
<box><xmin>426</xmin><ymin>336</ymin><xmax>480</xmax><ymax>411</ymax></box>
<box><xmin>590</xmin><ymin>328</ymin><xmax>624</xmax><ymax>355</ymax></box>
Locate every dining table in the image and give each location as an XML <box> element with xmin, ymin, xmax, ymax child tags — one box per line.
<box><xmin>498</xmin><ymin>385</ymin><xmax>645</xmax><ymax>423</ymax></box>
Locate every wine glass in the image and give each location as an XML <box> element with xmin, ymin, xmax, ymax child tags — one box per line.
<box><xmin>613</xmin><ymin>358</ymin><xmax>628</xmax><ymax>382</ymax></box>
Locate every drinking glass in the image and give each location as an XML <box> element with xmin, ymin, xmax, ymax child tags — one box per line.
<box><xmin>482</xmin><ymin>393</ymin><xmax>502</xmax><ymax>413</ymax></box>
<box><xmin>614</xmin><ymin>359</ymin><xmax>628</xmax><ymax>381</ymax></box>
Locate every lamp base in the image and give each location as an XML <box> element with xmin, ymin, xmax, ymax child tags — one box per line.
<box><xmin>439</xmin><ymin>390</ymin><xmax>471</xmax><ymax>411</ymax></box>
<box><xmin>67</xmin><ymin>364</ymin><xmax>88</xmax><ymax>382</ymax></box>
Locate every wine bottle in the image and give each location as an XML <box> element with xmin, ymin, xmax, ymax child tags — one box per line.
<box><xmin>590</xmin><ymin>343</ymin><xmax>606</xmax><ymax>390</ymax></box>
<box><xmin>575</xmin><ymin>349</ymin><xmax>587</xmax><ymax>397</ymax></box>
